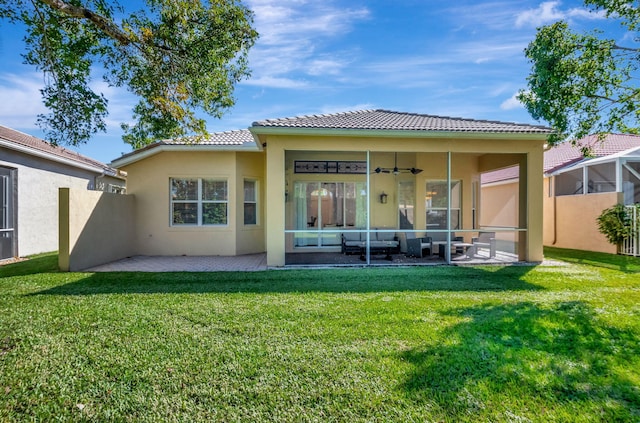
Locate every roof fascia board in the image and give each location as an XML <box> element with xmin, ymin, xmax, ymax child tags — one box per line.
<box><xmin>249</xmin><ymin>126</ymin><xmax>550</xmax><ymax>140</ymax></box>
<box><xmin>110</xmin><ymin>143</ymin><xmax>259</xmax><ymax>168</ymax></box>
<box><xmin>0</xmin><ymin>139</ymin><xmax>106</xmax><ymax>174</ymax></box>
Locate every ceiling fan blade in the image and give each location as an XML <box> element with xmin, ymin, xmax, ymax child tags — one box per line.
<box><xmin>411</xmin><ymin>168</ymin><xmax>423</xmax><ymax>175</ymax></box>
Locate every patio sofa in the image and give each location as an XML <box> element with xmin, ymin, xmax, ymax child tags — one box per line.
<box><xmin>406</xmin><ymin>232</ymin><xmax>470</xmax><ymax>258</ymax></box>
<box><xmin>341</xmin><ymin>229</ymin><xmax>400</xmax><ymax>258</ymax></box>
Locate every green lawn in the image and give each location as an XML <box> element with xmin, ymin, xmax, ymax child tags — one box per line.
<box><xmin>1</xmin><ymin>249</ymin><xmax>639</xmax><ymax>422</ymax></box>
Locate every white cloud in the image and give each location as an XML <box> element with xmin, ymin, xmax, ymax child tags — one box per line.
<box><xmin>244</xmin><ymin>0</ymin><xmax>370</xmax><ymax>88</ymax></box>
<box><xmin>0</xmin><ymin>70</ymin><xmax>135</xmax><ymax>132</ymax></box>
<box><xmin>319</xmin><ymin>103</ymin><xmax>376</xmax><ymax>114</ymax></box>
<box><xmin>515</xmin><ymin>1</ymin><xmax>605</xmax><ymax>28</ymax></box>
<box><xmin>307</xmin><ymin>59</ymin><xmax>346</xmax><ymax>76</ymax></box>
<box><xmin>0</xmin><ymin>72</ymin><xmax>47</xmax><ymax>128</ymax></box>
<box><xmin>446</xmin><ymin>2</ymin><xmax>529</xmax><ymax>31</ymax></box>
<box><xmin>500</xmin><ymin>92</ymin><xmax>524</xmax><ymax>110</ymax></box>
<box><xmin>242</xmin><ymin>76</ymin><xmax>310</xmax><ymax>89</ymax></box>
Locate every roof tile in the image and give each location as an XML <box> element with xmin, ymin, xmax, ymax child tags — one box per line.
<box><xmin>253</xmin><ymin>109</ymin><xmax>552</xmax><ymax>133</ymax></box>
<box><xmin>544</xmin><ymin>133</ymin><xmax>640</xmax><ymax>173</ymax></box>
<box><xmin>0</xmin><ymin>125</ymin><xmax>114</xmax><ymax>171</ymax></box>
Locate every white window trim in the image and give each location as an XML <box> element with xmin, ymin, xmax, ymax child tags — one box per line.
<box><xmin>243</xmin><ymin>179</ymin><xmax>259</xmax><ymax>226</ymax></box>
<box><xmin>170</xmin><ymin>178</ymin><xmax>228</xmax><ymax>227</ymax></box>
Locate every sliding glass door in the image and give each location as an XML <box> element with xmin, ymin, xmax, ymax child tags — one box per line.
<box><xmin>294</xmin><ymin>181</ymin><xmax>367</xmax><ymax>247</ymax></box>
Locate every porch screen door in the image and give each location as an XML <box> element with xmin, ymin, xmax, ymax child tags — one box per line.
<box><xmin>0</xmin><ymin>167</ymin><xmax>15</xmax><ymax>260</ymax></box>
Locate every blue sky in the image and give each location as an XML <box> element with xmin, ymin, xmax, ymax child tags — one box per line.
<box><xmin>0</xmin><ymin>0</ymin><xmax>623</xmax><ymax>163</ymax></box>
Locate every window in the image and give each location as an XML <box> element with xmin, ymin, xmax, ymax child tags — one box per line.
<box><xmin>244</xmin><ymin>180</ymin><xmax>257</xmax><ymax>225</ymax></box>
<box><xmin>171</xmin><ymin>178</ymin><xmax>227</xmax><ymax>226</ymax></box>
<box><xmin>426</xmin><ymin>180</ymin><xmax>461</xmax><ymax>230</ymax></box>
<box><xmin>398</xmin><ymin>180</ymin><xmax>414</xmax><ymax>229</ymax></box>
<box><xmin>109</xmin><ymin>184</ymin><xmax>126</xmax><ymax>194</ymax></box>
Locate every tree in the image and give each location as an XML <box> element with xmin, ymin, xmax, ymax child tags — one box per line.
<box><xmin>0</xmin><ymin>0</ymin><xmax>258</xmax><ymax>148</ymax></box>
<box><xmin>518</xmin><ymin>1</ymin><xmax>640</xmax><ymax>149</ymax></box>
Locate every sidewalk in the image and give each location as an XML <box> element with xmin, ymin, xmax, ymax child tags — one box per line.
<box><xmin>85</xmin><ymin>254</ymin><xmax>268</xmax><ymax>272</ymax></box>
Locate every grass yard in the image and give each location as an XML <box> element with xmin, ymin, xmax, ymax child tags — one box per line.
<box><xmin>1</xmin><ymin>249</ymin><xmax>639</xmax><ymax>422</ymax></box>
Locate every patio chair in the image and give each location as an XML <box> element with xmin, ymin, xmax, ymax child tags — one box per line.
<box><xmin>472</xmin><ymin>231</ymin><xmax>496</xmax><ymax>258</ymax></box>
<box><xmin>406</xmin><ymin>233</ymin><xmax>432</xmax><ymax>258</ymax></box>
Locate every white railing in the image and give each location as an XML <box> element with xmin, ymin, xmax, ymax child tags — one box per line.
<box><xmin>621</xmin><ymin>205</ymin><xmax>640</xmax><ymax>256</ymax></box>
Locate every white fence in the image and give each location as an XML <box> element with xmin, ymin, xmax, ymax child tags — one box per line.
<box><xmin>621</xmin><ymin>205</ymin><xmax>640</xmax><ymax>256</ymax></box>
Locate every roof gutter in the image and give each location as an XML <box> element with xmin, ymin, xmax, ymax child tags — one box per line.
<box><xmin>0</xmin><ymin>139</ymin><xmax>108</xmax><ymax>174</ymax></box>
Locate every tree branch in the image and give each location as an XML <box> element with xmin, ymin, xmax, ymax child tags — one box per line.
<box><xmin>38</xmin><ymin>0</ymin><xmax>132</xmax><ymax>45</ymax></box>
<box><xmin>612</xmin><ymin>44</ymin><xmax>640</xmax><ymax>52</ymax></box>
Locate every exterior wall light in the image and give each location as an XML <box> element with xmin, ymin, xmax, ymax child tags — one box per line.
<box><xmin>380</xmin><ymin>192</ymin><xmax>388</xmax><ymax>204</ymax></box>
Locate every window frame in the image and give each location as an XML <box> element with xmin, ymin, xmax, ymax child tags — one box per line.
<box><xmin>243</xmin><ymin>179</ymin><xmax>258</xmax><ymax>226</ymax></box>
<box><xmin>170</xmin><ymin>178</ymin><xmax>228</xmax><ymax>227</ymax></box>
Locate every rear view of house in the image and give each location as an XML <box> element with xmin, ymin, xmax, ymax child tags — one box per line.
<box><xmin>80</xmin><ymin>109</ymin><xmax>550</xmax><ymax>270</ymax></box>
<box><xmin>0</xmin><ymin>125</ymin><xmax>125</xmax><ymax>260</ymax></box>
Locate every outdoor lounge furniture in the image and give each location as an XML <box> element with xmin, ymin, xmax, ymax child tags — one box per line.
<box><xmin>341</xmin><ymin>231</ymin><xmax>365</xmax><ymax>254</ymax></box>
<box><xmin>341</xmin><ymin>229</ymin><xmax>400</xmax><ymax>259</ymax></box>
<box><xmin>406</xmin><ymin>233</ymin><xmax>432</xmax><ymax>257</ymax></box>
<box><xmin>436</xmin><ymin>235</ymin><xmax>465</xmax><ymax>258</ymax></box>
<box><xmin>472</xmin><ymin>231</ymin><xmax>497</xmax><ymax>258</ymax></box>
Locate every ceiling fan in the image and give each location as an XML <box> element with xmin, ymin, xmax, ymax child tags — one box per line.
<box><xmin>373</xmin><ymin>153</ymin><xmax>423</xmax><ymax>175</ymax></box>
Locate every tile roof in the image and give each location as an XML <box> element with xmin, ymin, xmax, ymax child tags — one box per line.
<box><xmin>253</xmin><ymin>109</ymin><xmax>553</xmax><ymax>134</ymax></box>
<box><xmin>161</xmin><ymin>129</ymin><xmax>256</xmax><ymax>145</ymax></box>
<box><xmin>0</xmin><ymin>125</ymin><xmax>114</xmax><ymax>172</ymax></box>
<box><xmin>481</xmin><ymin>166</ymin><xmax>520</xmax><ymax>185</ymax></box>
<box><xmin>544</xmin><ymin>133</ymin><xmax>640</xmax><ymax>173</ymax></box>
<box><xmin>481</xmin><ymin>133</ymin><xmax>640</xmax><ymax>184</ymax></box>
<box><xmin>110</xmin><ymin>129</ymin><xmax>258</xmax><ymax>166</ymax></box>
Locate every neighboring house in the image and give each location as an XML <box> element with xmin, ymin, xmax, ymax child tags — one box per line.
<box><xmin>0</xmin><ymin>125</ymin><xmax>126</xmax><ymax>259</ymax></box>
<box><xmin>62</xmin><ymin>109</ymin><xmax>551</xmax><ymax>270</ymax></box>
<box><xmin>481</xmin><ymin>134</ymin><xmax>640</xmax><ymax>255</ymax></box>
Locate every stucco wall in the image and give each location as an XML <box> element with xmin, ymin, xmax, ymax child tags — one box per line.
<box><xmin>122</xmin><ymin>150</ymin><xmax>266</xmax><ymax>256</ymax></box>
<box><xmin>543</xmin><ymin>181</ymin><xmax>619</xmax><ymax>254</ymax></box>
<box><xmin>1</xmin><ymin>148</ymin><xmax>99</xmax><ymax>256</ymax></box>
<box><xmin>480</xmin><ymin>181</ymin><xmax>519</xmax><ymax>228</ymax></box>
<box><xmin>59</xmin><ymin>188</ymin><xmax>136</xmax><ymax>271</ymax></box>
<box><xmin>236</xmin><ymin>152</ymin><xmax>266</xmax><ymax>255</ymax></box>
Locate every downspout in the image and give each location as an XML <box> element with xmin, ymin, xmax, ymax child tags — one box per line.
<box><xmin>552</xmin><ymin>192</ymin><xmax>557</xmax><ymax>245</ymax></box>
<box><xmin>550</xmin><ymin>175</ymin><xmax>557</xmax><ymax>245</ymax></box>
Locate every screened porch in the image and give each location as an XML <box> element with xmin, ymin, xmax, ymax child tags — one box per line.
<box><xmin>283</xmin><ymin>150</ymin><xmax>527</xmax><ymax>266</ymax></box>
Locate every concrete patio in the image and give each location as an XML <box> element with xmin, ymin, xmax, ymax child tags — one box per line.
<box><xmin>81</xmin><ymin>251</ymin><xmax>566</xmax><ymax>272</ymax></box>
<box><xmin>85</xmin><ymin>253</ymin><xmax>268</xmax><ymax>272</ymax></box>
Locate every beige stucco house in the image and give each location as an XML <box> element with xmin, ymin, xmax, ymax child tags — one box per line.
<box><xmin>481</xmin><ymin>134</ymin><xmax>640</xmax><ymax>255</ymax></box>
<box><xmin>0</xmin><ymin>125</ymin><xmax>125</xmax><ymax>260</ymax></box>
<box><xmin>61</xmin><ymin>109</ymin><xmax>552</xmax><ymax>270</ymax></box>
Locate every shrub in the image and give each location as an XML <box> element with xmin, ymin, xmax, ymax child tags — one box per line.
<box><xmin>596</xmin><ymin>204</ymin><xmax>638</xmax><ymax>252</ymax></box>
